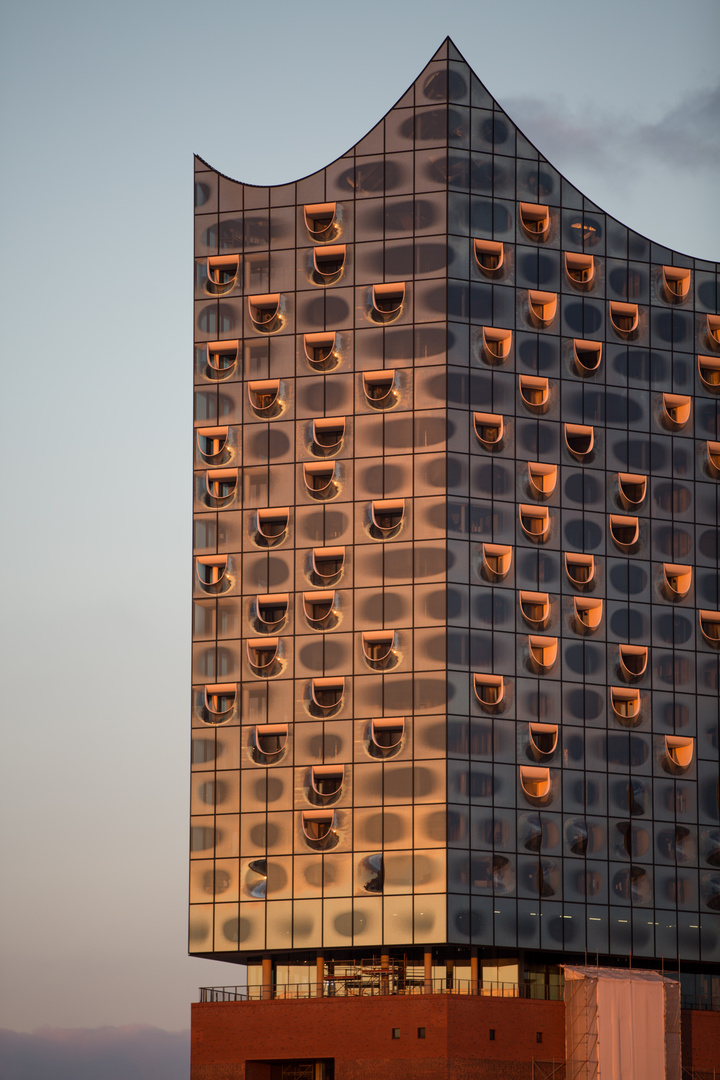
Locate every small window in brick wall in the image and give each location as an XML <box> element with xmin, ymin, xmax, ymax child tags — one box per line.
<box><xmin>417</xmin><ymin>1028</ymin><xmax>426</xmax><ymax>1039</ymax></box>
<box><xmin>489</xmin><ymin>1029</ymin><xmax>496</xmax><ymax>1041</ymax></box>
<box><xmin>537</xmin><ymin>1032</ymin><xmax>543</xmax><ymax>1044</ymax></box>
<box><xmin>392</xmin><ymin>1029</ymin><xmax>400</xmax><ymax>1040</ymax></box>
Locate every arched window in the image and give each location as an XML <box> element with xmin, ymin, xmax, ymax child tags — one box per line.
<box><xmin>303</xmin><ymin>462</ymin><xmax>337</xmax><ymax>499</ymax></box>
<box><xmin>310</xmin><ymin>765</ymin><xmax>344</xmax><ymax>799</ymax></box>
<box><xmin>196</xmin><ymin>555</ymin><xmax>228</xmax><ymax>592</ymax></box>
<box><xmin>662</xmin><ymin>564</ymin><xmax>692</xmax><ymax>601</ymax></box>
<box><xmin>473</xmin><ymin>412</ymin><xmax>504</xmax><ymax>449</ymax></box>
<box><xmin>248</xmin><ymin>293</ymin><xmax>282</xmax><ymax>333</ymax></box>
<box><xmin>205</xmin><ymin>340</ymin><xmax>239</xmax><ymax>378</ymax></box>
<box><xmin>304</xmin><ymin>331</ymin><xmax>338</xmax><ymax>370</ymax></box>
<box><xmin>699</xmin><ymin>355</ymin><xmax>720</xmax><ymax>391</ymax></box>
<box><xmin>310</xmin><ymin>677</ymin><xmax>345</xmax><ymax>711</ymax></box>
<box><xmin>609</xmin><ymin>301</ymin><xmax>639</xmax><ymax>336</ymax></box>
<box><xmin>520</xmin><ymin>766</ymin><xmax>551</xmax><ymax>800</ymax></box>
<box><xmin>311</xmin><ymin>547</ymin><xmax>345</xmax><ymax>583</ymax></box>
<box><xmin>572</xmin><ymin>339</ymin><xmax>602</xmax><ymax>376</ymax></box>
<box><xmin>519</xmin><ymin>591</ymin><xmax>550</xmax><ymax>629</ymax></box>
<box><xmin>574</xmin><ymin>597</ymin><xmax>603</xmax><ymax>633</ymax></box>
<box><xmin>203</xmin><ymin>683</ymin><xmax>236</xmax><ymax>724</ymax></box>
<box><xmin>565</xmin><ymin>424</ymin><xmax>594</xmax><ymax>458</ymax></box>
<box><xmin>254</xmin><ymin>723</ymin><xmax>288</xmax><ymax>758</ymax></box>
<box><xmin>473</xmin><ymin>673</ymin><xmax>504</xmax><ymax>710</ymax></box>
<box><xmin>474</xmin><ymin>238</ymin><xmax>504</xmax><ymax>274</ymax></box>
<box><xmin>205</xmin><ymin>469</ymin><xmax>238</xmax><ymax>504</ymax></box>
<box><xmin>369</xmin><ymin>717</ymin><xmax>404</xmax><ymax>757</ymax></box>
<box><xmin>707</xmin><ymin>314</ymin><xmax>720</xmax><ymax>347</ymax></box>
<box><xmin>662</xmin><ymin>393</ymin><xmax>691</xmax><ymax>430</ymax></box>
<box><xmin>482</xmin><ymin>543</ymin><xmax>512</xmax><ymax>581</ymax></box>
<box><xmin>610</xmin><ymin>687</ymin><xmax>641</xmax><ymax>722</ymax></box>
<box><xmin>370</xmin><ymin>499</ymin><xmax>405</xmax><ymax>539</ymax></box>
<box><xmin>255</xmin><ymin>593</ymin><xmax>289</xmax><ymax>630</ymax></box>
<box><xmin>301</xmin><ymin>810</ymin><xmax>336</xmax><ymax>847</ymax></box>
<box><xmin>370</xmin><ymin>283</ymin><xmax>405</xmax><ymax>322</ymax></box>
<box><xmin>256</xmin><ymin>507</ymin><xmax>289</xmax><ymax>546</ymax></box>
<box><xmin>609</xmin><ymin>515</ymin><xmax>639</xmax><ymax>551</ymax></box>
<box><xmin>665</xmin><ymin>736</ymin><xmax>694</xmax><ymax>771</ymax></box>
<box><xmin>311</xmin><ymin>417</ymin><xmax>345</xmax><ymax>454</ymax></box>
<box><xmin>519</xmin><ymin>375</ymin><xmax>549</xmax><ymax>412</ymax></box>
<box><xmin>362</xmin><ymin>370</ymin><xmax>396</xmax><ymax>408</ymax></box>
<box><xmin>206</xmin><ymin>254</ymin><xmax>239</xmax><ymax>293</ymax></box>
<box><xmin>528</xmin><ymin>723</ymin><xmax>558</xmax><ymax>758</ymax></box>
<box><xmin>303</xmin><ymin>591</ymin><xmax>337</xmax><ymax>628</ymax></box>
<box><xmin>313</xmin><ymin>244</ymin><xmax>346</xmax><ymax>283</ymax></box>
<box><xmin>519</xmin><ymin>504</ymin><xmax>550</xmax><ymax>542</ymax></box>
<box><xmin>527</xmin><ymin>461</ymin><xmax>557</xmax><ymax>497</ymax></box>
<box><xmin>618</xmin><ymin>644</ymin><xmax>647</xmax><ymax>681</ymax></box>
<box><xmin>304</xmin><ymin>202</ymin><xmax>338</xmax><ymax>241</ymax></box>
<box><xmin>661</xmin><ymin>265</ymin><xmax>691</xmax><ymax>302</ymax></box>
<box><xmin>248</xmin><ymin>379</ymin><xmax>282</xmax><ymax>416</ymax></box>
<box><xmin>196</xmin><ymin>426</ymin><xmax>229</xmax><ymax>461</ymax></box>
<box><xmin>699</xmin><ymin>610</ymin><xmax>720</xmax><ymax>646</ymax></box>
<box><xmin>482</xmin><ymin>327</ymin><xmax>512</xmax><ymax>362</ymax></box>
<box><xmin>246</xmin><ymin>638</ymin><xmax>279</xmax><ymax>672</ymax></box>
<box><xmin>617</xmin><ymin>473</ymin><xmax>647</xmax><ymax>509</ymax></box>
<box><xmin>528</xmin><ymin>635</ymin><xmax>558</xmax><ymax>672</ymax></box>
<box><xmin>564</xmin><ymin>553</ymin><xmax>595</xmax><ymax>588</ymax></box>
<box><xmin>362</xmin><ymin>630</ymin><xmax>396</xmax><ymax>669</ymax></box>
<box><xmin>565</xmin><ymin>252</ymin><xmax>594</xmax><ymax>286</ymax></box>
<box><xmin>528</xmin><ymin>290</ymin><xmax>557</xmax><ymax>326</ymax></box>
<box><xmin>519</xmin><ymin>202</ymin><xmax>550</xmax><ymax>239</ymax></box>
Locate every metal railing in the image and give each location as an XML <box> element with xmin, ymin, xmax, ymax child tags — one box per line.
<box><xmin>199</xmin><ymin>978</ymin><xmax>564</xmax><ymax>1003</ymax></box>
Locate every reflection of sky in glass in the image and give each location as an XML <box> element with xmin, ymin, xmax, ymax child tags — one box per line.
<box><xmin>1</xmin><ymin>0</ymin><xmax>717</xmax><ymax>1035</ymax></box>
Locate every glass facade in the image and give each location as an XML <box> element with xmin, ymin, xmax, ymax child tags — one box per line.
<box><xmin>190</xmin><ymin>40</ymin><xmax>720</xmax><ymax>973</ymax></box>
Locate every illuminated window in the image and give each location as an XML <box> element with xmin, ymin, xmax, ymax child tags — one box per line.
<box><xmin>519</xmin><ymin>591</ymin><xmax>550</xmax><ymax>629</ymax></box>
<box><xmin>474</xmin><ymin>673</ymin><xmax>505</xmax><ymax>710</ymax></box>
<box><xmin>248</xmin><ymin>379</ymin><xmax>281</xmax><ymax>416</ymax></box>
<box><xmin>618</xmin><ymin>644</ymin><xmax>648</xmax><ymax>681</ymax></box>
<box><xmin>519</xmin><ymin>202</ymin><xmax>550</xmax><ymax>239</ymax></box>
<box><xmin>303</xmin><ymin>461</ymin><xmax>337</xmax><ymax>498</ymax></box>
<box><xmin>310</xmin><ymin>677</ymin><xmax>345</xmax><ymax>711</ymax></box>
<box><xmin>311</xmin><ymin>765</ymin><xmax>344</xmax><ymax>799</ymax></box>
<box><xmin>519</xmin><ymin>504</ymin><xmax>550</xmax><ymax>542</ymax></box>
<box><xmin>699</xmin><ymin>355</ymin><xmax>720</xmax><ymax>390</ymax></box>
<box><xmin>196</xmin><ymin>426</ymin><xmax>229</xmax><ymax>461</ymax></box>
<box><xmin>362</xmin><ymin>370</ymin><xmax>397</xmax><ymax>408</ymax></box>
<box><xmin>362</xmin><ymin>630</ymin><xmax>396</xmax><ymax>669</ymax></box>
<box><xmin>662</xmin><ymin>564</ymin><xmax>692</xmax><ymax>601</ymax></box>
<box><xmin>707</xmin><ymin>441</ymin><xmax>720</xmax><ymax>476</ymax></box>
<box><xmin>527</xmin><ymin>461</ymin><xmax>557</xmax><ymax>497</ymax></box>
<box><xmin>661</xmin><ymin>265</ymin><xmax>691</xmax><ymax>301</ymax></box>
<box><xmin>610</xmin><ymin>687</ymin><xmax>641</xmax><ymax>722</ymax></box>
<box><xmin>482</xmin><ymin>327</ymin><xmax>512</xmax><ymax>362</ymax></box>
<box><xmin>565</xmin><ymin>424</ymin><xmax>594</xmax><ymax>458</ymax></box>
<box><xmin>369</xmin><ymin>717</ymin><xmax>404</xmax><ymax>756</ymax></box>
<box><xmin>313</xmin><ymin>244</ymin><xmax>346</xmax><ymax>283</ymax></box>
<box><xmin>312</xmin><ymin>417</ymin><xmax>345</xmax><ymax>453</ymax></box>
<box><xmin>564</xmin><ymin>553</ymin><xmax>595</xmax><ymax>588</ymax></box>
<box><xmin>609</xmin><ymin>515</ymin><xmax>639</xmax><ymax>550</ymax></box>
<box><xmin>707</xmin><ymin>314</ymin><xmax>720</xmax><ymax>347</ymax></box>
<box><xmin>370</xmin><ymin>499</ymin><xmax>405</xmax><ymax>538</ymax></box>
<box><xmin>609</xmin><ymin>301</ymin><xmax>639</xmax><ymax>336</ymax></box>
<box><xmin>203</xmin><ymin>683</ymin><xmax>236</xmax><ymax>724</ymax></box>
<box><xmin>205</xmin><ymin>469</ymin><xmax>238</xmax><ymax>503</ymax></box>
<box><xmin>196</xmin><ymin>555</ymin><xmax>228</xmax><ymax>591</ymax></box>
<box><xmin>529</xmin><ymin>723</ymin><xmax>558</xmax><ymax>757</ymax></box>
<box><xmin>572</xmin><ymin>339</ymin><xmax>602</xmax><ymax>376</ymax></box>
<box><xmin>303</xmin><ymin>591</ymin><xmax>337</xmax><ymax>628</ymax></box>
<box><xmin>482</xmin><ymin>543</ymin><xmax>512</xmax><ymax>581</ymax></box>
<box><xmin>519</xmin><ymin>375</ymin><xmax>549</xmax><ymax>412</ymax></box>
<box><xmin>520</xmin><ymin>766</ymin><xmax>551</xmax><ymax>800</ymax></box>
<box><xmin>662</xmin><ymin>393</ymin><xmax>691</xmax><ymax>430</ymax></box>
<box><xmin>370</xmin><ymin>282</ymin><xmax>405</xmax><ymax>322</ymax></box>
<box><xmin>665</xmin><ymin>736</ymin><xmax>694</xmax><ymax>771</ymax></box>
<box><xmin>246</xmin><ymin>638</ymin><xmax>279</xmax><ymax>672</ymax></box>
<box><xmin>574</xmin><ymin>597</ymin><xmax>603</xmax><ymax>633</ymax></box>
<box><xmin>528</xmin><ymin>635</ymin><xmax>558</xmax><ymax>672</ymax></box>
<box><xmin>206</xmin><ymin>254</ymin><xmax>239</xmax><ymax>292</ymax></box>
<box><xmin>248</xmin><ymin>293</ymin><xmax>281</xmax><ymax>332</ymax></box>
<box><xmin>254</xmin><ymin>723</ymin><xmax>288</xmax><ymax>757</ymax></box>
<box><xmin>256</xmin><ymin>507</ymin><xmax>289</xmax><ymax>546</ymax></box>
<box><xmin>304</xmin><ymin>202</ymin><xmax>338</xmax><ymax>241</ymax></box>
<box><xmin>311</xmin><ymin>547</ymin><xmax>345</xmax><ymax>582</ymax></box>
<box><xmin>304</xmin><ymin>331</ymin><xmax>338</xmax><ymax>370</ymax></box>
<box><xmin>473</xmin><ymin>412</ymin><xmax>504</xmax><ymax>448</ymax></box>
<box><xmin>528</xmin><ymin>290</ymin><xmax>557</xmax><ymax>326</ymax></box>
<box><xmin>302</xmin><ymin>810</ymin><xmax>336</xmax><ymax>846</ymax></box>
<box><xmin>617</xmin><ymin>473</ymin><xmax>647</xmax><ymax>509</ymax></box>
<box><xmin>205</xmin><ymin>339</ymin><xmax>239</xmax><ymax>378</ymax></box>
<box><xmin>699</xmin><ymin>610</ymin><xmax>720</xmax><ymax>646</ymax></box>
<box><xmin>255</xmin><ymin>593</ymin><xmax>289</xmax><ymax>630</ymax></box>
<box><xmin>474</xmin><ymin>238</ymin><xmax>504</xmax><ymax>274</ymax></box>
<box><xmin>565</xmin><ymin>252</ymin><xmax>594</xmax><ymax>286</ymax></box>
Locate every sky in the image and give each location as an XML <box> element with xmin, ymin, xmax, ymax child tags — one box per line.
<box><xmin>0</xmin><ymin>0</ymin><xmax>718</xmax><ymax>1070</ymax></box>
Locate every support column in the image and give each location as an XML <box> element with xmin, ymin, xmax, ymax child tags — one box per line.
<box><xmin>381</xmin><ymin>952</ymin><xmax>390</xmax><ymax>995</ymax></box>
<box><xmin>261</xmin><ymin>955</ymin><xmax>272</xmax><ymax>1000</ymax></box>
<box><xmin>471</xmin><ymin>947</ymin><xmax>479</xmax><ymax>996</ymax></box>
<box><xmin>424</xmin><ymin>948</ymin><xmax>433</xmax><ymax>994</ymax></box>
<box><xmin>316</xmin><ymin>954</ymin><xmax>324</xmax><ymax>998</ymax></box>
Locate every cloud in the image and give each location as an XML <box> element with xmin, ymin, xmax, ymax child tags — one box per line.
<box><xmin>0</xmin><ymin>1026</ymin><xmax>189</xmax><ymax>1080</ymax></box>
<box><xmin>503</xmin><ymin>82</ymin><xmax>720</xmax><ymax>180</ymax></box>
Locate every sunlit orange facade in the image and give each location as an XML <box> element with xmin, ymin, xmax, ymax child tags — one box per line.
<box><xmin>191</xmin><ymin>39</ymin><xmax>719</xmax><ymax>1079</ymax></box>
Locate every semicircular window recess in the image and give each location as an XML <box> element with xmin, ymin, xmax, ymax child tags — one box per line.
<box><xmin>196</xmin><ymin>426</ymin><xmax>229</xmax><ymax>461</ymax></box>
<box><xmin>474</xmin><ymin>238</ymin><xmax>504</xmax><ymax>274</ymax></box>
<box><xmin>609</xmin><ymin>514</ymin><xmax>639</xmax><ymax>551</ymax></box>
<box><xmin>303</xmin><ymin>461</ymin><xmax>337</xmax><ymax>499</ymax></box>
<box><xmin>310</xmin><ymin>677</ymin><xmax>345</xmax><ymax>711</ymax></box>
<box><xmin>574</xmin><ymin>597</ymin><xmax>603</xmax><ymax>634</ymax></box>
<box><xmin>662</xmin><ymin>393</ymin><xmax>691</xmax><ymax>430</ymax></box>
<box><xmin>665</xmin><ymin>735</ymin><xmax>694</xmax><ymax>772</ymax></box>
<box><xmin>312</xmin><ymin>417</ymin><xmax>345</xmax><ymax>454</ymax></box>
<box><xmin>304</xmin><ymin>331</ymin><xmax>338</xmax><ymax>371</ymax></box>
<box><xmin>206</xmin><ymin>254</ymin><xmax>239</xmax><ymax>293</ymax></box>
<box><xmin>248</xmin><ymin>293</ymin><xmax>282</xmax><ymax>333</ymax></box>
<box><xmin>528</xmin><ymin>290</ymin><xmax>557</xmax><ymax>327</ymax></box>
<box><xmin>206</xmin><ymin>340</ymin><xmax>239</xmax><ymax>378</ymax></box>
<box><xmin>519</xmin><ymin>591</ymin><xmax>551</xmax><ymax>629</ymax></box>
<box><xmin>246</xmin><ymin>637</ymin><xmax>279</xmax><ymax>673</ymax></box>
<box><xmin>301</xmin><ymin>810</ymin><xmax>336</xmax><ymax>846</ymax></box>
<box><xmin>610</xmin><ymin>686</ymin><xmax>641</xmax><ymax>723</ymax></box>
<box><xmin>246</xmin><ymin>859</ymin><xmax>267</xmax><ymax>899</ymax></box>
<box><xmin>312</xmin><ymin>244</ymin><xmax>346</xmax><ymax>283</ymax></box>
<box><xmin>565</xmin><ymin>252</ymin><xmax>594</xmax><ymax>287</ymax></box>
<box><xmin>203</xmin><ymin>683</ymin><xmax>236</xmax><ymax>723</ymax></box>
<box><xmin>617</xmin><ymin>472</ymin><xmax>647</xmax><ymax>509</ymax></box>
<box><xmin>662</xmin><ymin>564</ymin><xmax>692</xmax><ymax>601</ymax></box>
<box><xmin>609</xmin><ymin>301</ymin><xmax>639</xmax><ymax>337</ymax></box>
<box><xmin>707</xmin><ymin>314</ymin><xmax>720</xmax><ymax>348</ymax></box>
<box><xmin>482</xmin><ymin>327</ymin><xmax>512</xmax><ymax>363</ymax></box>
<box><xmin>527</xmin><ymin>461</ymin><xmax>557</xmax><ymax>498</ymax></box>
<box><xmin>310</xmin><ymin>765</ymin><xmax>344</xmax><ymax>799</ymax></box>
<box><xmin>572</xmin><ymin>339</ymin><xmax>602</xmax><ymax>376</ymax></box>
<box><xmin>248</xmin><ymin>379</ymin><xmax>282</xmax><ymax>417</ymax></box>
<box><xmin>304</xmin><ymin>202</ymin><xmax>338</xmax><ymax>242</ymax></box>
<box><xmin>196</xmin><ymin>555</ymin><xmax>229</xmax><ymax>592</ymax></box>
<box><xmin>256</xmin><ymin>507</ymin><xmax>289</xmax><ymax>546</ymax></box>
<box><xmin>529</xmin><ymin>722</ymin><xmax>558</xmax><ymax>758</ymax></box>
<box><xmin>519</xmin><ymin>375</ymin><xmax>549</xmax><ymax>412</ymax></box>
<box><xmin>362</xmin><ymin>369</ymin><xmax>397</xmax><ymax>408</ymax></box>
<box><xmin>370</xmin><ymin>282</ymin><xmax>405</xmax><ymax>322</ymax></box>
<box><xmin>369</xmin><ymin>717</ymin><xmax>404</xmax><ymax>756</ymax></box>
<box><xmin>707</xmin><ymin>441</ymin><xmax>720</xmax><ymax>477</ymax></box>
<box><xmin>565</xmin><ymin>424</ymin><xmax>594</xmax><ymax>459</ymax></box>
<box><xmin>699</xmin><ymin>609</ymin><xmax>720</xmax><ymax>646</ymax></box>
<box><xmin>618</xmin><ymin>644</ymin><xmax>648</xmax><ymax>681</ymax></box>
<box><xmin>255</xmin><ymin>593</ymin><xmax>289</xmax><ymax>630</ymax></box>
<box><xmin>254</xmin><ymin>723</ymin><xmax>288</xmax><ymax>758</ymax></box>
<box><xmin>303</xmin><ymin>590</ymin><xmax>337</xmax><ymax>628</ymax></box>
<box><xmin>520</xmin><ymin>765</ymin><xmax>552</xmax><ymax>801</ymax></box>
<box><xmin>527</xmin><ymin>635</ymin><xmax>558</xmax><ymax>672</ymax></box>
<box><xmin>370</xmin><ymin>499</ymin><xmax>405</xmax><ymax>539</ymax></box>
<box><xmin>474</xmin><ymin>673</ymin><xmax>505</xmax><ymax>711</ymax></box>
<box><xmin>519</xmin><ymin>202</ymin><xmax>550</xmax><ymax>239</ymax></box>
<box><xmin>482</xmin><ymin>543</ymin><xmax>512</xmax><ymax>581</ymax></box>
<box><xmin>564</xmin><ymin>552</ymin><xmax>595</xmax><ymax>589</ymax></box>
<box><xmin>362</xmin><ymin>630</ymin><xmax>397</xmax><ymax>669</ymax></box>
<box><xmin>473</xmin><ymin>412</ymin><xmax>504</xmax><ymax>449</ymax></box>
<box><xmin>699</xmin><ymin>355</ymin><xmax>720</xmax><ymax>391</ymax></box>
<box><xmin>519</xmin><ymin>504</ymin><xmax>550</xmax><ymax>543</ymax></box>
<box><xmin>311</xmin><ymin>546</ymin><xmax>345</xmax><ymax>583</ymax></box>
<box><xmin>205</xmin><ymin>468</ymin><xmax>238</xmax><ymax>504</ymax></box>
<box><xmin>662</xmin><ymin>265</ymin><xmax>691</xmax><ymax>302</ymax></box>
